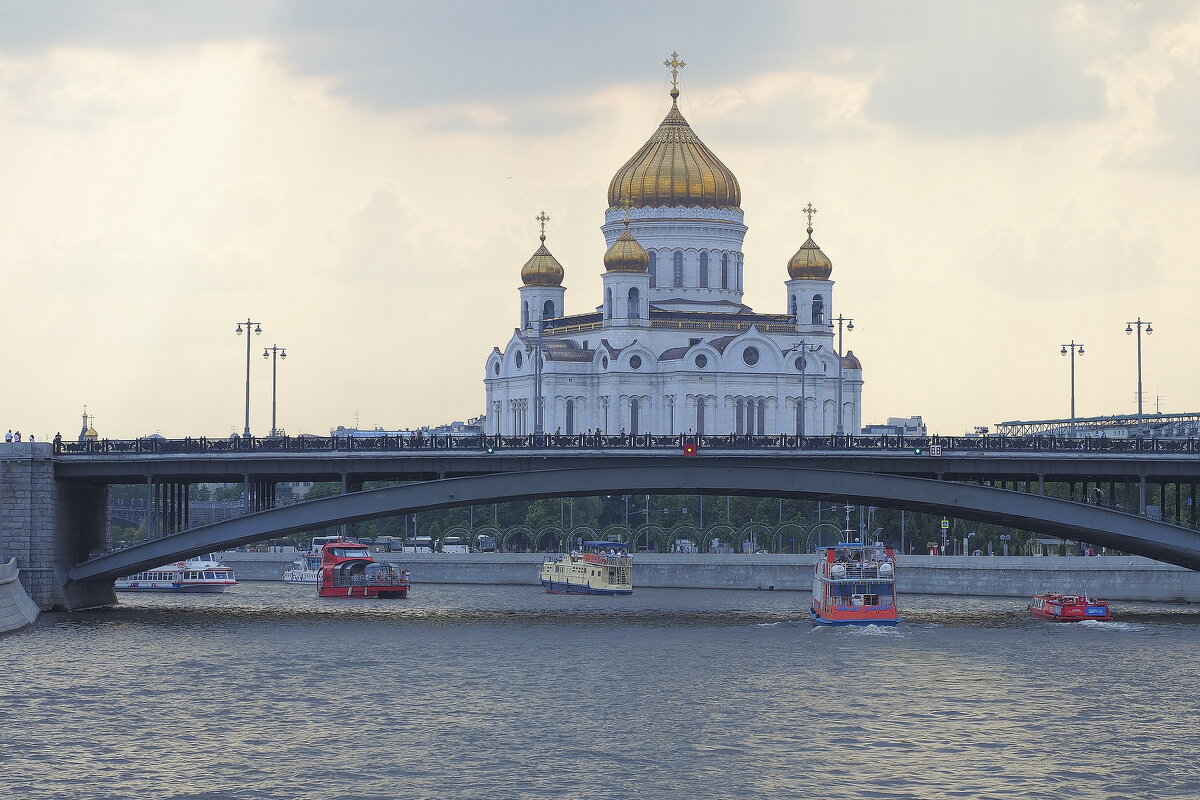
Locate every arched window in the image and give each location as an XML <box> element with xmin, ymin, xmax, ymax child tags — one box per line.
<box><xmin>630</xmin><ymin>398</ymin><xmax>640</xmax><ymax>435</ymax></box>
<box><xmin>721</xmin><ymin>253</ymin><xmax>729</xmax><ymax>289</ymax></box>
<box><xmin>746</xmin><ymin>399</ymin><xmax>756</xmax><ymax>435</ymax></box>
<box><xmin>696</xmin><ymin>396</ymin><xmax>706</xmax><ymax>435</ymax></box>
<box><xmin>737</xmin><ymin>254</ymin><xmax>744</xmax><ymax>291</ymax></box>
<box><xmin>757</xmin><ymin>399</ymin><xmax>766</xmax><ymax>434</ymax></box>
<box><xmin>811</xmin><ymin>294</ymin><xmax>825</xmax><ymax>325</ymax></box>
<box><xmin>699</xmin><ymin>252</ymin><xmax>709</xmax><ymax>287</ymax></box>
<box><xmin>735</xmin><ymin>398</ymin><xmax>744</xmax><ymax>435</ymax></box>
<box><xmin>790</xmin><ymin>295</ymin><xmax>797</xmax><ymax>318</ymax></box>
<box><xmin>605</xmin><ymin>287</ymin><xmax>613</xmax><ymax>320</ymax></box>
<box><xmin>522</xmin><ymin>300</ymin><xmax>529</xmax><ymax>329</ymax></box>
<box><xmin>565</xmin><ymin>399</ymin><xmax>575</xmax><ymax>436</ymax></box>
<box><xmin>796</xmin><ymin>401</ymin><xmax>804</xmax><ymax>436</ymax></box>
<box><xmin>648</xmin><ymin>251</ymin><xmax>657</xmax><ymax>288</ymax></box>
<box><xmin>543</xmin><ymin>299</ymin><xmax>555</xmax><ymax>320</ymax></box>
<box><xmin>628</xmin><ymin>287</ymin><xmax>640</xmax><ymax>319</ymax></box>
<box><xmin>673</xmin><ymin>251</ymin><xmax>684</xmax><ymax>287</ymax></box>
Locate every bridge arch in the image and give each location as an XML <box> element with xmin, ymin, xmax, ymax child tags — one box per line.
<box><xmin>71</xmin><ymin>465</ymin><xmax>1200</xmax><ymax>583</ymax></box>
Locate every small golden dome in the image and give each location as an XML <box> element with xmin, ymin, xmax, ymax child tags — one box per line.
<box><xmin>607</xmin><ymin>97</ymin><xmax>741</xmax><ymax>211</ymax></box>
<box><xmin>521</xmin><ymin>236</ymin><xmax>564</xmax><ymax>287</ymax></box>
<box><xmin>787</xmin><ymin>224</ymin><xmax>833</xmax><ymax>280</ymax></box>
<box><xmin>604</xmin><ymin>225</ymin><xmax>650</xmax><ymax>273</ymax></box>
<box><xmin>84</xmin><ymin>426</ymin><xmax>99</xmax><ymax>440</ymax></box>
<box><xmin>841</xmin><ymin>350</ymin><xmax>862</xmax><ymax>370</ymax></box>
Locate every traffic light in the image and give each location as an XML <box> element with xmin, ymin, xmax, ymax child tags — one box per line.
<box><xmin>683</xmin><ymin>442</ymin><xmax>698</xmax><ymax>457</ymax></box>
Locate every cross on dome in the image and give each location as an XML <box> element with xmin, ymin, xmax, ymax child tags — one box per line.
<box><xmin>664</xmin><ymin>51</ymin><xmax>686</xmax><ymax>99</ymax></box>
<box><xmin>536</xmin><ymin>210</ymin><xmax>550</xmax><ymax>242</ymax></box>
<box><xmin>803</xmin><ymin>202</ymin><xmax>818</xmax><ymax>233</ymax></box>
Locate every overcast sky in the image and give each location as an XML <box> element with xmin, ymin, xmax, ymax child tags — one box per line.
<box><xmin>3</xmin><ymin>1</ymin><xmax>1198</xmax><ymax>439</ymax></box>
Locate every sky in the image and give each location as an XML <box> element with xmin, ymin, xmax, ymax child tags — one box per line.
<box><xmin>2</xmin><ymin>0</ymin><xmax>1198</xmax><ymax>440</ymax></box>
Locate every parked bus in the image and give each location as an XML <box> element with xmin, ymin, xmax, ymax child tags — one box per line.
<box><xmin>440</xmin><ymin>536</ymin><xmax>469</xmax><ymax>554</ymax></box>
<box><xmin>311</xmin><ymin>535</ymin><xmax>342</xmax><ymax>553</ymax></box>
<box><xmin>401</xmin><ymin>536</ymin><xmax>434</xmax><ymax>553</ymax></box>
<box><xmin>476</xmin><ymin>534</ymin><xmax>497</xmax><ymax>553</ymax></box>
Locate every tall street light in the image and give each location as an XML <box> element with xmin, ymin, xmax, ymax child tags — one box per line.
<box><xmin>234</xmin><ymin>318</ymin><xmax>262</xmax><ymax>438</ymax></box>
<box><xmin>1060</xmin><ymin>341</ymin><xmax>1084</xmax><ymax>437</ymax></box>
<box><xmin>790</xmin><ymin>340</ymin><xmax>821</xmax><ymax>438</ymax></box>
<box><xmin>827</xmin><ymin>315</ymin><xmax>854</xmax><ymax>435</ymax></box>
<box><xmin>1125</xmin><ymin>318</ymin><xmax>1153</xmax><ymax>434</ymax></box>
<box><xmin>262</xmin><ymin>344</ymin><xmax>287</xmax><ymax>437</ymax></box>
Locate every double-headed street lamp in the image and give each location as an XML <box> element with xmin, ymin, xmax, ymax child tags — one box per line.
<box><xmin>1125</xmin><ymin>318</ymin><xmax>1153</xmax><ymax>434</ymax></box>
<box><xmin>234</xmin><ymin>319</ymin><xmax>262</xmax><ymax>438</ymax></box>
<box><xmin>1060</xmin><ymin>340</ymin><xmax>1084</xmax><ymax>437</ymax></box>
<box><xmin>262</xmin><ymin>344</ymin><xmax>287</xmax><ymax>437</ymax></box>
<box><xmin>827</xmin><ymin>315</ymin><xmax>854</xmax><ymax>435</ymax></box>
<box><xmin>790</xmin><ymin>340</ymin><xmax>822</xmax><ymax>438</ymax></box>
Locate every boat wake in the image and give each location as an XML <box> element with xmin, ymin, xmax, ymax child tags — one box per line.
<box><xmin>1075</xmin><ymin>619</ymin><xmax>1144</xmax><ymax>632</ymax></box>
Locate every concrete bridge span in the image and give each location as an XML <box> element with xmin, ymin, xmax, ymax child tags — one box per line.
<box><xmin>68</xmin><ymin>465</ymin><xmax>1200</xmax><ymax>605</ymax></box>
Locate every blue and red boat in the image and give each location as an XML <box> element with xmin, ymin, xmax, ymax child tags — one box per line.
<box><xmin>810</xmin><ymin>542</ymin><xmax>900</xmax><ymax>626</ymax></box>
<box><xmin>1028</xmin><ymin>592</ymin><xmax>1111</xmax><ymax>622</ymax></box>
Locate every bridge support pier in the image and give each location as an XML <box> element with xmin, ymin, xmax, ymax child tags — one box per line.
<box><xmin>1</xmin><ymin>443</ymin><xmax>112</xmax><ymax>611</ymax></box>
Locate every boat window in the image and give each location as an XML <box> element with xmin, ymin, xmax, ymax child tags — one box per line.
<box><xmin>204</xmin><ymin>572</ymin><xmax>215</xmax><ymax>579</ymax></box>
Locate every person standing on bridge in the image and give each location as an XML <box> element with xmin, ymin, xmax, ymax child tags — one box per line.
<box><xmin>4</xmin><ymin>430</ymin><xmax>11</xmax><ymax>443</ymax></box>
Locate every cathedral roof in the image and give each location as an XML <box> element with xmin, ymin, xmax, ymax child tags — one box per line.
<box><xmin>606</xmin><ymin>92</ymin><xmax>741</xmax><ymax>211</ymax></box>
<box><xmin>841</xmin><ymin>350</ymin><xmax>862</xmax><ymax>370</ymax></box>
<box><xmin>521</xmin><ymin>238</ymin><xmax>564</xmax><ymax>287</ymax></box>
<box><xmin>603</xmin><ymin>225</ymin><xmax>650</xmax><ymax>273</ymax></box>
<box><xmin>788</xmin><ymin>226</ymin><xmax>833</xmax><ymax>280</ymax></box>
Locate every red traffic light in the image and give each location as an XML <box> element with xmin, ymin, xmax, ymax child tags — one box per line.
<box><xmin>683</xmin><ymin>443</ymin><xmax>698</xmax><ymax>457</ymax></box>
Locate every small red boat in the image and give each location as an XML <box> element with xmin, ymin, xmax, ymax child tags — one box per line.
<box><xmin>1028</xmin><ymin>592</ymin><xmax>1110</xmax><ymax>622</ymax></box>
<box><xmin>317</xmin><ymin>539</ymin><xmax>410</xmax><ymax>599</ymax></box>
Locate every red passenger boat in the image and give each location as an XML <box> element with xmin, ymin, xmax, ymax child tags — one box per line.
<box><xmin>316</xmin><ymin>540</ymin><xmax>410</xmax><ymax>599</ymax></box>
<box><xmin>1028</xmin><ymin>592</ymin><xmax>1110</xmax><ymax>622</ymax></box>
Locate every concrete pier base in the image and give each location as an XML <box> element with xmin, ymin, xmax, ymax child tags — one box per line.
<box><xmin>0</xmin><ymin>558</ymin><xmax>39</xmax><ymax>633</ymax></box>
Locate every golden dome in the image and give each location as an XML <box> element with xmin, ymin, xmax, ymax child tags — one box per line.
<box><xmin>841</xmin><ymin>350</ymin><xmax>862</xmax><ymax>370</ymax></box>
<box><xmin>787</xmin><ymin>224</ymin><xmax>833</xmax><ymax>280</ymax></box>
<box><xmin>604</xmin><ymin>224</ymin><xmax>650</xmax><ymax>273</ymax></box>
<box><xmin>521</xmin><ymin>235</ymin><xmax>564</xmax><ymax>287</ymax></box>
<box><xmin>607</xmin><ymin>92</ymin><xmax>741</xmax><ymax>211</ymax></box>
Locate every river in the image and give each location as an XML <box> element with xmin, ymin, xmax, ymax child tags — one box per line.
<box><xmin>3</xmin><ymin>582</ymin><xmax>1199</xmax><ymax>800</ymax></box>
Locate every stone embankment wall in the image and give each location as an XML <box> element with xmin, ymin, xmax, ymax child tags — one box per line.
<box><xmin>219</xmin><ymin>551</ymin><xmax>1200</xmax><ymax>602</ymax></box>
<box><xmin>0</xmin><ymin>557</ymin><xmax>40</xmax><ymax>633</ymax></box>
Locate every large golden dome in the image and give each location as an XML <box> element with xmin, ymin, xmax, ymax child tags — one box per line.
<box><xmin>787</xmin><ymin>229</ymin><xmax>833</xmax><ymax>280</ymax></box>
<box><xmin>603</xmin><ymin>225</ymin><xmax>650</xmax><ymax>273</ymax></box>
<box><xmin>607</xmin><ymin>91</ymin><xmax>741</xmax><ymax>211</ymax></box>
<box><xmin>521</xmin><ymin>234</ymin><xmax>564</xmax><ymax>287</ymax></box>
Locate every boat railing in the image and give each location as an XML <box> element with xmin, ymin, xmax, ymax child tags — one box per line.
<box><xmin>828</xmin><ymin>563</ymin><xmax>892</xmax><ymax>579</ymax></box>
<box><xmin>330</xmin><ymin>574</ymin><xmax>410</xmax><ymax>588</ymax></box>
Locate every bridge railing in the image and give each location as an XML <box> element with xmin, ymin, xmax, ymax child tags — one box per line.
<box><xmin>54</xmin><ymin>433</ymin><xmax>1200</xmax><ymax>456</ymax></box>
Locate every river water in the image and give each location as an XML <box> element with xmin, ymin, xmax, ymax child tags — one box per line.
<box><xmin>3</xmin><ymin>582</ymin><xmax>1199</xmax><ymax>800</ymax></box>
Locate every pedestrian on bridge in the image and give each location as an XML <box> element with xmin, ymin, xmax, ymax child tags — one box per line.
<box><xmin>4</xmin><ymin>430</ymin><xmax>11</xmax><ymax>443</ymax></box>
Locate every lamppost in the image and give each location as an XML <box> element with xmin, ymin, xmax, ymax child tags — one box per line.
<box><xmin>262</xmin><ymin>344</ymin><xmax>287</xmax><ymax>437</ymax></box>
<box><xmin>1125</xmin><ymin>318</ymin><xmax>1153</xmax><ymax>434</ymax></box>
<box><xmin>1060</xmin><ymin>340</ymin><xmax>1084</xmax><ymax>437</ymax></box>
<box><xmin>999</xmin><ymin>533</ymin><xmax>1011</xmax><ymax>557</ymax></box>
<box><xmin>234</xmin><ymin>318</ymin><xmax>262</xmax><ymax>438</ymax></box>
<box><xmin>827</xmin><ymin>315</ymin><xmax>854</xmax><ymax>435</ymax></box>
<box><xmin>790</xmin><ymin>340</ymin><xmax>821</xmax><ymax>438</ymax></box>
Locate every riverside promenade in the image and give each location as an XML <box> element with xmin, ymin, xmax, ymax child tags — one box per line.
<box><xmin>220</xmin><ymin>551</ymin><xmax>1200</xmax><ymax>603</ymax></box>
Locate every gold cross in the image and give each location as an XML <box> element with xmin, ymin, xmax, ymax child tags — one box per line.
<box><xmin>664</xmin><ymin>51</ymin><xmax>686</xmax><ymax>91</ymax></box>
<box><xmin>803</xmin><ymin>203</ymin><xmax>818</xmax><ymax>228</ymax></box>
<box><xmin>535</xmin><ymin>210</ymin><xmax>550</xmax><ymax>241</ymax></box>
<box><xmin>621</xmin><ymin>196</ymin><xmax>633</xmax><ymax>225</ymax></box>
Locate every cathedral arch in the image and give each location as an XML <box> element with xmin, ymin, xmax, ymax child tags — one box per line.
<box><xmin>648</xmin><ymin>251</ymin><xmax>657</xmax><ymax>288</ymax></box>
<box><xmin>673</xmin><ymin>251</ymin><xmax>684</xmax><ymax>287</ymax></box>
<box><xmin>790</xmin><ymin>294</ymin><xmax>797</xmax><ymax>319</ymax></box>
<box><xmin>699</xmin><ymin>252</ymin><xmax>709</xmax><ymax>287</ymax></box>
<box><xmin>565</xmin><ymin>398</ymin><xmax>575</xmax><ymax>435</ymax></box>
<box><xmin>811</xmin><ymin>294</ymin><xmax>825</xmax><ymax>325</ymax></box>
<box><xmin>628</xmin><ymin>287</ymin><xmax>640</xmax><ymax>319</ymax></box>
<box><xmin>630</xmin><ymin>398</ymin><xmax>640</xmax><ymax>435</ymax></box>
<box><xmin>522</xmin><ymin>301</ymin><xmax>529</xmax><ymax>330</ymax></box>
<box><xmin>543</xmin><ymin>299</ymin><xmax>555</xmax><ymax>320</ymax></box>
<box><xmin>721</xmin><ymin>253</ymin><xmax>729</xmax><ymax>289</ymax></box>
<box><xmin>605</xmin><ymin>288</ymin><xmax>612</xmax><ymax>320</ymax></box>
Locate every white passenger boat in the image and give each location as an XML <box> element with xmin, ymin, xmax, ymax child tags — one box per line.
<box><xmin>283</xmin><ymin>554</ymin><xmax>321</xmax><ymax>584</ymax></box>
<box><xmin>115</xmin><ymin>555</ymin><xmax>237</xmax><ymax>593</ymax></box>
<box><xmin>539</xmin><ymin>541</ymin><xmax>633</xmax><ymax>595</ymax></box>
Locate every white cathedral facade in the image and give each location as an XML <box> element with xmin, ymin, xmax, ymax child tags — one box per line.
<box><xmin>484</xmin><ymin>66</ymin><xmax>863</xmax><ymax>438</ymax></box>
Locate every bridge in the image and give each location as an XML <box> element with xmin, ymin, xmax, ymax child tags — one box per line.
<box><xmin>4</xmin><ymin>435</ymin><xmax>1199</xmax><ymax>611</ymax></box>
<box><xmin>68</xmin><ymin>465</ymin><xmax>1200</xmax><ymax>583</ymax></box>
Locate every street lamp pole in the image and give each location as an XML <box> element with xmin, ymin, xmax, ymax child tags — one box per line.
<box><xmin>234</xmin><ymin>318</ymin><xmax>262</xmax><ymax>438</ymax></box>
<box><xmin>1125</xmin><ymin>318</ymin><xmax>1153</xmax><ymax>434</ymax></box>
<box><xmin>827</xmin><ymin>315</ymin><xmax>854</xmax><ymax>435</ymax></box>
<box><xmin>1060</xmin><ymin>341</ymin><xmax>1084</xmax><ymax>437</ymax></box>
<box><xmin>262</xmin><ymin>344</ymin><xmax>287</xmax><ymax>437</ymax></box>
<box><xmin>791</xmin><ymin>340</ymin><xmax>820</xmax><ymax>438</ymax></box>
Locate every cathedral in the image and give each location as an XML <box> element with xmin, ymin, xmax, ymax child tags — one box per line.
<box><xmin>484</xmin><ymin>56</ymin><xmax>863</xmax><ymax>437</ymax></box>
